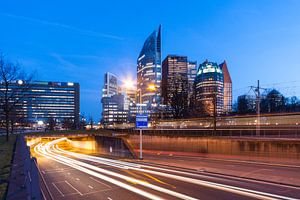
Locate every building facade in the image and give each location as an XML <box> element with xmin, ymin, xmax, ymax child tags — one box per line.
<box><xmin>187</xmin><ymin>61</ymin><xmax>197</xmax><ymax>105</ymax></box>
<box><xmin>162</xmin><ymin>55</ymin><xmax>188</xmax><ymax>105</ymax></box>
<box><xmin>0</xmin><ymin>80</ymin><xmax>80</xmax><ymax>127</ymax></box>
<box><xmin>102</xmin><ymin>72</ymin><xmax>119</xmax><ymax>98</ymax></box>
<box><xmin>101</xmin><ymin>94</ymin><xmax>128</xmax><ymax>126</ymax></box>
<box><xmin>195</xmin><ymin>60</ymin><xmax>224</xmax><ymax>116</ymax></box>
<box><xmin>137</xmin><ymin>25</ymin><xmax>162</xmax><ymax>107</ymax></box>
<box><xmin>220</xmin><ymin>61</ymin><xmax>232</xmax><ymax>113</ymax></box>
<box><xmin>101</xmin><ymin>72</ymin><xmax>131</xmax><ymax>126</ymax></box>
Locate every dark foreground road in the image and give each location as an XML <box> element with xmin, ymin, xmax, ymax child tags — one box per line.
<box><xmin>32</xmin><ymin>138</ymin><xmax>300</xmax><ymax>200</ymax></box>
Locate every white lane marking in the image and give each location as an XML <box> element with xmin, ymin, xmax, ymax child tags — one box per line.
<box><xmin>242</xmin><ymin>169</ymin><xmax>273</xmax><ymax>177</ymax></box>
<box><xmin>108</xmin><ymin>197</ymin><xmax>113</xmax><ymax>200</ymax></box>
<box><xmin>200</xmin><ymin>171</ymin><xmax>300</xmax><ymax>190</ymax></box>
<box><xmin>65</xmin><ymin>180</ymin><xmax>83</xmax><ymax>196</ymax></box>
<box><xmin>43</xmin><ymin>168</ymin><xmax>77</xmax><ymax>174</ymax></box>
<box><xmin>52</xmin><ymin>182</ymin><xmax>64</xmax><ymax>197</ymax></box>
<box><xmin>76</xmin><ymin>178</ymin><xmax>80</xmax><ymax>181</ymax></box>
<box><xmin>82</xmin><ymin>188</ymin><xmax>114</xmax><ymax>195</ymax></box>
<box><xmin>42</xmin><ymin>170</ymin><xmax>46</xmax><ymax>174</ymax></box>
<box><xmin>88</xmin><ymin>185</ymin><xmax>94</xmax><ymax>189</ymax></box>
<box><xmin>90</xmin><ymin>177</ymin><xmax>112</xmax><ymax>189</ymax></box>
<box><xmin>44</xmin><ymin>167</ymin><xmax>72</xmax><ymax>172</ymax></box>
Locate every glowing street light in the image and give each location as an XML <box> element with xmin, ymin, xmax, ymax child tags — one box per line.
<box><xmin>123</xmin><ymin>79</ymin><xmax>135</xmax><ymax>89</ymax></box>
<box><xmin>147</xmin><ymin>84</ymin><xmax>156</xmax><ymax>91</ymax></box>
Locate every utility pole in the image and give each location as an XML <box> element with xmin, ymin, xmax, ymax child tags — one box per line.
<box><xmin>250</xmin><ymin>80</ymin><xmax>265</xmax><ymax>136</ymax></box>
<box><xmin>256</xmin><ymin>80</ymin><xmax>260</xmax><ymax>136</ymax></box>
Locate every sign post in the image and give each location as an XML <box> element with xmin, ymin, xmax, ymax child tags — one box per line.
<box><xmin>136</xmin><ymin>114</ymin><xmax>148</xmax><ymax>160</ymax></box>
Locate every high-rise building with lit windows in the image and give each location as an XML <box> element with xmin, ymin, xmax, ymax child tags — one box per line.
<box><xmin>101</xmin><ymin>72</ymin><xmax>130</xmax><ymax>126</ymax></box>
<box><xmin>162</xmin><ymin>55</ymin><xmax>188</xmax><ymax>105</ymax></box>
<box><xmin>187</xmin><ymin>60</ymin><xmax>197</xmax><ymax>105</ymax></box>
<box><xmin>219</xmin><ymin>61</ymin><xmax>232</xmax><ymax>113</ymax></box>
<box><xmin>195</xmin><ymin>60</ymin><xmax>224</xmax><ymax>116</ymax></box>
<box><xmin>102</xmin><ymin>72</ymin><xmax>119</xmax><ymax>98</ymax></box>
<box><xmin>0</xmin><ymin>81</ymin><xmax>80</xmax><ymax>127</ymax></box>
<box><xmin>137</xmin><ymin>25</ymin><xmax>162</xmax><ymax>107</ymax></box>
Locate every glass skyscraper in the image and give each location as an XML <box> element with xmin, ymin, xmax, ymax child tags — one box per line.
<box><xmin>219</xmin><ymin>61</ymin><xmax>232</xmax><ymax>113</ymax></box>
<box><xmin>137</xmin><ymin>25</ymin><xmax>162</xmax><ymax>107</ymax></box>
<box><xmin>195</xmin><ymin>60</ymin><xmax>224</xmax><ymax>116</ymax></box>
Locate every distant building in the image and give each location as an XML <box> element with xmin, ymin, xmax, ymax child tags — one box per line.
<box><xmin>162</xmin><ymin>55</ymin><xmax>188</xmax><ymax>105</ymax></box>
<box><xmin>102</xmin><ymin>72</ymin><xmax>119</xmax><ymax>98</ymax></box>
<box><xmin>195</xmin><ymin>60</ymin><xmax>224</xmax><ymax>116</ymax></box>
<box><xmin>219</xmin><ymin>61</ymin><xmax>232</xmax><ymax>113</ymax></box>
<box><xmin>187</xmin><ymin>61</ymin><xmax>197</xmax><ymax>105</ymax></box>
<box><xmin>0</xmin><ymin>81</ymin><xmax>80</xmax><ymax>127</ymax></box>
<box><xmin>101</xmin><ymin>94</ymin><xmax>128</xmax><ymax>126</ymax></box>
<box><xmin>137</xmin><ymin>25</ymin><xmax>162</xmax><ymax>107</ymax></box>
<box><xmin>123</xmin><ymin>87</ymin><xmax>137</xmax><ymax>122</ymax></box>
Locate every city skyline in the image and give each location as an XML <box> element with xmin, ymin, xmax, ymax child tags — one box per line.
<box><xmin>1</xmin><ymin>0</ymin><xmax>300</xmax><ymax>120</ymax></box>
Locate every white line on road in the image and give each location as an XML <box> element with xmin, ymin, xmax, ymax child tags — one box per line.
<box><xmin>90</xmin><ymin>177</ymin><xmax>112</xmax><ymax>189</ymax></box>
<box><xmin>88</xmin><ymin>185</ymin><xmax>94</xmax><ymax>189</ymax></box>
<box><xmin>65</xmin><ymin>180</ymin><xmax>83</xmax><ymax>196</ymax></box>
<box><xmin>52</xmin><ymin>182</ymin><xmax>64</xmax><ymax>197</ymax></box>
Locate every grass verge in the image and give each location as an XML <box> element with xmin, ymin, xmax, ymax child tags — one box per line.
<box><xmin>0</xmin><ymin>135</ymin><xmax>16</xmax><ymax>200</ymax></box>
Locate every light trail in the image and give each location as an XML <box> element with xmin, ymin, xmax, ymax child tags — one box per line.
<box><xmin>34</xmin><ymin>143</ymin><xmax>164</xmax><ymax>200</ymax></box>
<box><xmin>54</xmin><ymin>144</ymin><xmax>297</xmax><ymax>200</ymax></box>
<box><xmin>34</xmin><ymin>138</ymin><xmax>298</xmax><ymax>200</ymax></box>
<box><xmin>35</xmin><ymin>139</ymin><xmax>198</xmax><ymax>200</ymax></box>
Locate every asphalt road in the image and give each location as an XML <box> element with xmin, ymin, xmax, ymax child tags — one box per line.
<box><xmin>138</xmin><ymin>151</ymin><xmax>300</xmax><ymax>187</ymax></box>
<box><xmin>32</xmin><ymin>138</ymin><xmax>300</xmax><ymax>200</ymax></box>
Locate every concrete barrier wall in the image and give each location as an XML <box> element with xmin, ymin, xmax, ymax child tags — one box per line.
<box><xmin>6</xmin><ymin>136</ymin><xmax>41</xmax><ymax>200</ymax></box>
<box><xmin>128</xmin><ymin>135</ymin><xmax>300</xmax><ymax>159</ymax></box>
<box><xmin>68</xmin><ymin>135</ymin><xmax>135</xmax><ymax>158</ymax></box>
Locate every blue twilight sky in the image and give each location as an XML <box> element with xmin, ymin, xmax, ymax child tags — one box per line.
<box><xmin>1</xmin><ymin>0</ymin><xmax>300</xmax><ymax>121</ymax></box>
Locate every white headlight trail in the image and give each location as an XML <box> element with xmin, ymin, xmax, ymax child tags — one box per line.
<box><xmin>52</xmin><ymin>139</ymin><xmax>296</xmax><ymax>200</ymax></box>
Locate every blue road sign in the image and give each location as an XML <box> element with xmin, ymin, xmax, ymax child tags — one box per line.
<box><xmin>136</xmin><ymin>114</ymin><xmax>148</xmax><ymax>128</ymax></box>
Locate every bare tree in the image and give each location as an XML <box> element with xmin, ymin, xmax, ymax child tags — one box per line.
<box><xmin>62</xmin><ymin>118</ymin><xmax>75</xmax><ymax>130</ymax></box>
<box><xmin>0</xmin><ymin>54</ymin><xmax>33</xmax><ymax>141</ymax></box>
<box><xmin>169</xmin><ymin>76</ymin><xmax>189</xmax><ymax>119</ymax></box>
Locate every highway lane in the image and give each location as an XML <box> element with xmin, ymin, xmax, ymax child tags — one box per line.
<box><xmin>32</xmin><ymin>138</ymin><xmax>300</xmax><ymax>200</ymax></box>
<box><xmin>137</xmin><ymin>152</ymin><xmax>300</xmax><ymax>187</ymax></box>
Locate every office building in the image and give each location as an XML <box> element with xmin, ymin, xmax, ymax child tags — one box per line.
<box><xmin>187</xmin><ymin>61</ymin><xmax>197</xmax><ymax>105</ymax></box>
<box><xmin>162</xmin><ymin>55</ymin><xmax>188</xmax><ymax>105</ymax></box>
<box><xmin>195</xmin><ymin>60</ymin><xmax>224</xmax><ymax>116</ymax></box>
<box><xmin>220</xmin><ymin>61</ymin><xmax>232</xmax><ymax>113</ymax></box>
<box><xmin>101</xmin><ymin>72</ymin><xmax>130</xmax><ymax>126</ymax></box>
<box><xmin>0</xmin><ymin>80</ymin><xmax>80</xmax><ymax>127</ymax></box>
<box><xmin>137</xmin><ymin>25</ymin><xmax>162</xmax><ymax>107</ymax></box>
<box><xmin>101</xmin><ymin>94</ymin><xmax>128</xmax><ymax>126</ymax></box>
<box><xmin>102</xmin><ymin>72</ymin><xmax>119</xmax><ymax>98</ymax></box>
